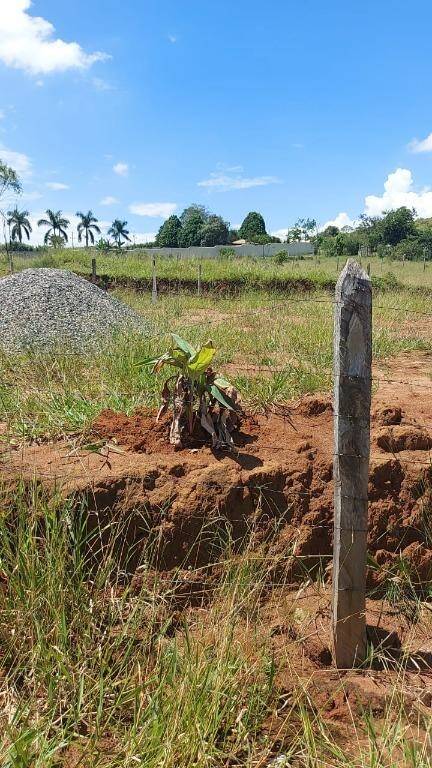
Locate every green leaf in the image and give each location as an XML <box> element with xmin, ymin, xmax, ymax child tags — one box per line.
<box><xmin>171</xmin><ymin>348</ymin><xmax>189</xmax><ymax>366</ymax></box>
<box><xmin>188</xmin><ymin>342</ymin><xmax>216</xmax><ymax>373</ymax></box>
<box><xmin>82</xmin><ymin>441</ymin><xmax>106</xmax><ymax>452</ymax></box>
<box><xmin>210</xmin><ymin>384</ymin><xmax>238</xmax><ymax>411</ymax></box>
<box><xmin>135</xmin><ymin>356</ymin><xmax>161</xmax><ymax>367</ymax></box>
<box><xmin>213</xmin><ymin>375</ymin><xmax>231</xmax><ymax>389</ymax></box>
<box><xmin>171</xmin><ymin>334</ymin><xmax>196</xmax><ymax>358</ymax></box>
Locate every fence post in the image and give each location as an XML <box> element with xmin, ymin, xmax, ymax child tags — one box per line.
<box><xmin>197</xmin><ymin>260</ymin><xmax>202</xmax><ymax>297</ymax></box>
<box><xmin>152</xmin><ymin>257</ymin><xmax>158</xmax><ymax>303</ymax></box>
<box><xmin>367</xmin><ymin>262</ymin><xmax>370</xmax><ymax>277</ymax></box>
<box><xmin>91</xmin><ymin>257</ymin><xmax>97</xmax><ymax>282</ymax></box>
<box><xmin>332</xmin><ymin>259</ymin><xmax>372</xmax><ymax>669</ymax></box>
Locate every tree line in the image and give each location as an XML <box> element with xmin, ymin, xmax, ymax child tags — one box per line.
<box><xmin>2</xmin><ymin>157</ymin><xmax>432</xmax><ymax>258</ymax></box>
<box><xmin>3</xmin><ymin>203</ymin><xmax>316</xmax><ymax>250</ymax></box>
<box><xmin>4</xmin><ymin>207</ymin><xmax>131</xmax><ymax>249</ymax></box>
<box><xmin>154</xmin><ymin>207</ymin><xmax>283</xmax><ymax>247</ymax></box>
<box><xmin>0</xmin><ymin>158</ymin><xmax>291</xmax><ymax>250</ymax></box>
<box><xmin>315</xmin><ymin>207</ymin><xmax>432</xmax><ymax>261</ymax></box>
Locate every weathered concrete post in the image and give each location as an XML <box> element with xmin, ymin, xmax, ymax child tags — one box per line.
<box><xmin>152</xmin><ymin>257</ymin><xmax>158</xmax><ymax>304</ymax></box>
<box><xmin>91</xmin><ymin>257</ymin><xmax>97</xmax><ymax>282</ymax></box>
<box><xmin>332</xmin><ymin>259</ymin><xmax>372</xmax><ymax>668</ymax></box>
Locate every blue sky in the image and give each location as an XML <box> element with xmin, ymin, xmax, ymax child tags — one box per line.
<box><xmin>1</xmin><ymin>0</ymin><xmax>432</xmax><ymax>244</ymax></box>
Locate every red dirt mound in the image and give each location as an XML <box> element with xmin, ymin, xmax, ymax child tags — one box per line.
<box><xmin>376</xmin><ymin>426</ymin><xmax>432</xmax><ymax>453</ymax></box>
<box><xmin>4</xmin><ymin>375</ymin><xmax>432</xmax><ymax>587</ymax></box>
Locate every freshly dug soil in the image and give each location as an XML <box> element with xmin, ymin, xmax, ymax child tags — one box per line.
<box><xmin>87</xmin><ymin>398</ymin><xmax>432</xmax><ymax>585</ymax></box>
<box><xmin>4</xmin><ymin>353</ymin><xmax>432</xmax><ymax>589</ymax></box>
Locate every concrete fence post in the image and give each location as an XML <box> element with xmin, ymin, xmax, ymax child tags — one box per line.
<box><xmin>332</xmin><ymin>259</ymin><xmax>372</xmax><ymax>668</ymax></box>
<box><xmin>91</xmin><ymin>257</ymin><xmax>97</xmax><ymax>282</ymax></box>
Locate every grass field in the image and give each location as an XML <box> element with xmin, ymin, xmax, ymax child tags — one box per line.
<box><xmin>1</xmin><ymin>285</ymin><xmax>431</xmax><ymax>441</ymax></box>
<box><xmin>1</xmin><ymin>485</ymin><xmax>432</xmax><ymax>767</ymax></box>
<box><xmin>2</xmin><ymin>248</ymin><xmax>432</xmax><ymax>289</ymax></box>
<box><xmin>1</xmin><ymin>260</ymin><xmax>432</xmax><ymax>766</ymax></box>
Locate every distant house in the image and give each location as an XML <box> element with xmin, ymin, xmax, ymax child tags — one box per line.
<box><xmin>231</xmin><ymin>239</ymin><xmax>247</xmax><ymax>246</ymax></box>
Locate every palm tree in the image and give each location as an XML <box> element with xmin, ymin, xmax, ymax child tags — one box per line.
<box><xmin>107</xmin><ymin>219</ymin><xmax>131</xmax><ymax>248</ymax></box>
<box><xmin>6</xmin><ymin>207</ymin><xmax>32</xmax><ymax>243</ymax></box>
<box><xmin>76</xmin><ymin>210</ymin><xmax>101</xmax><ymax>248</ymax></box>
<box><xmin>37</xmin><ymin>209</ymin><xmax>70</xmax><ymax>245</ymax></box>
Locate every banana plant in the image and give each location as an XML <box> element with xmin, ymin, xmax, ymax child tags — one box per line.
<box><xmin>138</xmin><ymin>334</ymin><xmax>241</xmax><ymax>449</ymax></box>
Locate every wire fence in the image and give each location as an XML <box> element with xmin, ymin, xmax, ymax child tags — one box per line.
<box><xmin>2</xmin><ymin>265</ymin><xmax>432</xmax><ymax>468</ymax></box>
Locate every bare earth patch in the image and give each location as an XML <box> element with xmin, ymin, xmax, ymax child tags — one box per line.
<box><xmin>2</xmin><ymin>353</ymin><xmax>432</xmax><ymax>579</ymax></box>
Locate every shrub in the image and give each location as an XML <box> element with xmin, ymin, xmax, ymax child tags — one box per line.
<box><xmin>274</xmin><ymin>250</ymin><xmax>289</xmax><ymax>264</ymax></box>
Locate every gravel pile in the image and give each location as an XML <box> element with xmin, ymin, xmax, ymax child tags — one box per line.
<box><xmin>0</xmin><ymin>268</ymin><xmax>151</xmax><ymax>353</ymax></box>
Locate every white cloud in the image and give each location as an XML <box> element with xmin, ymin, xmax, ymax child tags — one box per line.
<box><xmin>271</xmin><ymin>228</ymin><xmax>289</xmax><ymax>241</ymax></box>
<box><xmin>46</xmin><ymin>181</ymin><xmax>69</xmax><ymax>190</ymax></box>
<box><xmin>100</xmin><ymin>195</ymin><xmax>119</xmax><ymax>206</ymax></box>
<box><xmin>129</xmin><ymin>202</ymin><xmax>177</xmax><ymax>218</ymax></box>
<box><xmin>408</xmin><ymin>133</ymin><xmax>432</xmax><ymax>154</ymax></box>
<box><xmin>198</xmin><ymin>170</ymin><xmax>281</xmax><ymax>191</ymax></box>
<box><xmin>168</xmin><ymin>34</ymin><xmax>177</xmax><ymax>43</ymax></box>
<box><xmin>113</xmin><ymin>162</ymin><xmax>128</xmax><ymax>176</ymax></box>
<box><xmin>321</xmin><ymin>212</ymin><xmax>356</xmax><ymax>231</ymax></box>
<box><xmin>321</xmin><ymin>167</ymin><xmax>432</xmax><ymax>235</ymax></box>
<box><xmin>0</xmin><ymin>144</ymin><xmax>31</xmax><ymax>175</ymax></box>
<box><xmin>0</xmin><ymin>0</ymin><xmax>109</xmax><ymax>76</ymax></box>
<box><xmin>364</xmin><ymin>167</ymin><xmax>432</xmax><ymax>217</ymax></box>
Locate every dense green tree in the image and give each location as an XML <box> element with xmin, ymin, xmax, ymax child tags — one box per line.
<box><xmin>108</xmin><ymin>219</ymin><xmax>131</xmax><ymax>248</ymax></box>
<box><xmin>228</xmin><ymin>228</ymin><xmax>239</xmax><ymax>243</ymax></box>
<box><xmin>381</xmin><ymin>207</ymin><xmax>416</xmax><ymax>246</ymax></box>
<box><xmin>76</xmin><ymin>210</ymin><xmax>101</xmax><ymax>247</ymax></box>
<box><xmin>322</xmin><ymin>225</ymin><xmax>339</xmax><ymax>237</ymax></box>
<box><xmin>37</xmin><ymin>209</ymin><xmax>70</xmax><ymax>245</ymax></box>
<box><xmin>180</xmin><ymin>204</ymin><xmax>209</xmax><ymax>225</ymax></box>
<box><xmin>393</xmin><ymin>238</ymin><xmax>424</xmax><ymax>261</ymax></box>
<box><xmin>178</xmin><ymin>211</ymin><xmax>205</xmax><ymax>247</ymax></box>
<box><xmin>6</xmin><ymin>207</ymin><xmax>32</xmax><ymax>243</ymax></box>
<box><xmin>155</xmin><ymin>215</ymin><xmax>182</xmax><ymax>247</ymax></box>
<box><xmin>253</xmin><ymin>233</ymin><xmax>281</xmax><ymax>244</ymax></box>
<box><xmin>239</xmin><ymin>211</ymin><xmax>266</xmax><ymax>241</ymax></box>
<box><xmin>199</xmin><ymin>215</ymin><xmax>229</xmax><ymax>246</ymax></box>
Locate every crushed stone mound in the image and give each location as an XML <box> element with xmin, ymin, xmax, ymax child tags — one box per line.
<box><xmin>0</xmin><ymin>268</ymin><xmax>150</xmax><ymax>353</ymax></box>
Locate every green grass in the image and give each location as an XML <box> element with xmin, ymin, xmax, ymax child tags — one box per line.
<box><xmin>1</xmin><ymin>485</ymin><xmax>431</xmax><ymax>766</ymax></box>
<box><xmin>0</xmin><ymin>287</ymin><xmax>431</xmax><ymax>441</ymax></box>
<box><xmin>1</xmin><ymin>265</ymin><xmax>432</xmax><ymax>764</ymax></box>
<box><xmin>3</xmin><ymin>248</ymin><xmax>432</xmax><ymax>290</ymax></box>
